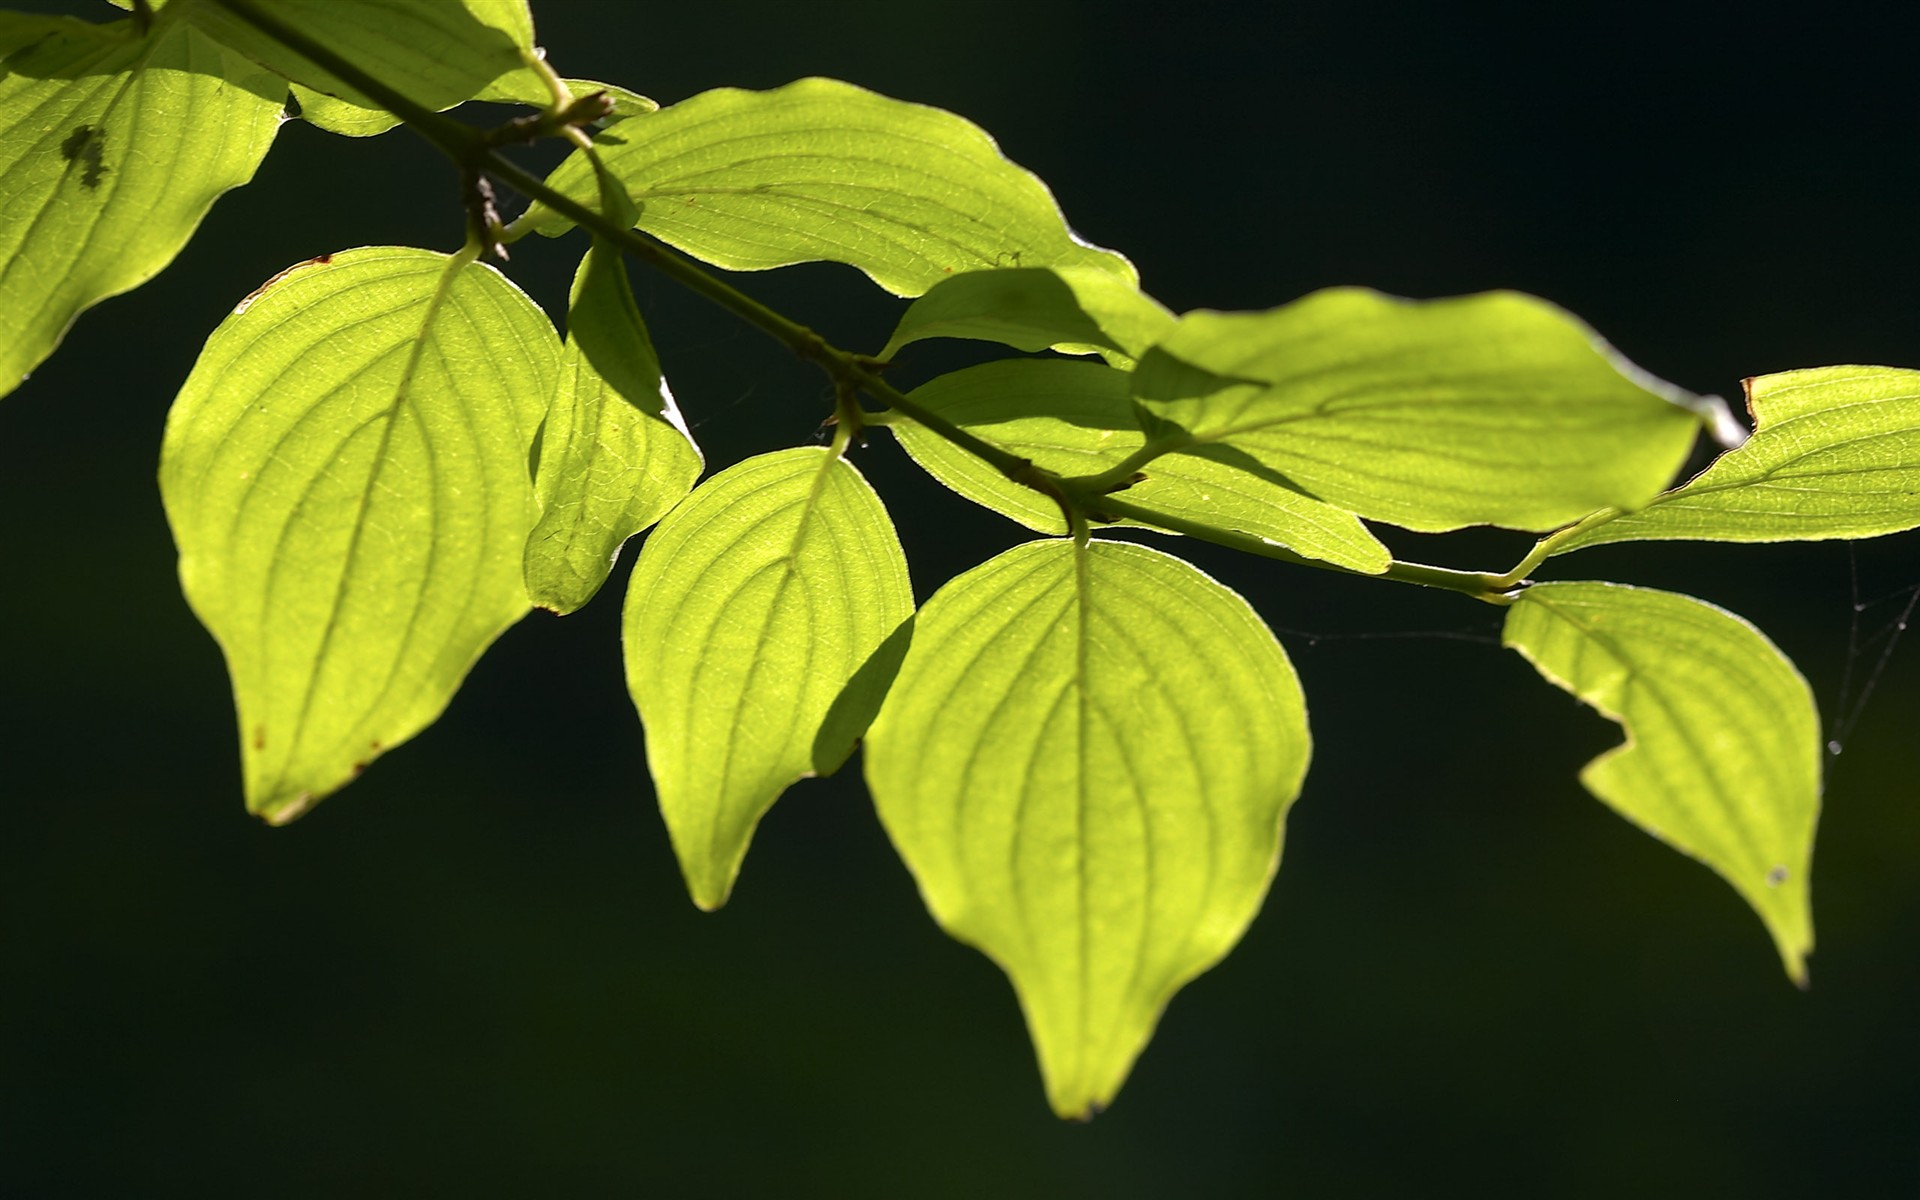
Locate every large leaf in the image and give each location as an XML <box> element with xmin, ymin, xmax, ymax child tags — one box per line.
<box><xmin>1132</xmin><ymin>288</ymin><xmax>1712</xmax><ymax>532</ymax></box>
<box><xmin>890</xmin><ymin>359</ymin><xmax>1390</xmax><ymax>574</ymax></box>
<box><xmin>624</xmin><ymin>447</ymin><xmax>913</xmax><ymax>911</ymax></box>
<box><xmin>0</xmin><ymin>8</ymin><xmax>282</xmax><ymax>399</ymax></box>
<box><xmin>192</xmin><ymin>0</ymin><xmax>543</xmax><ymax>122</ymax></box>
<box><xmin>522</xmin><ymin>77</ymin><xmax>1134</xmax><ymax>297</ymax></box>
<box><xmin>865</xmin><ymin>538</ymin><xmax>1310</xmax><ymax>1118</ymax></box>
<box><xmin>1549</xmin><ymin>366</ymin><xmax>1920</xmax><ymax>554</ymax></box>
<box><xmin>526</xmin><ymin>214</ymin><xmax>702</xmax><ymax>614</ymax></box>
<box><xmin>160</xmin><ymin>246</ymin><xmax>559</xmax><ymax>823</ymax></box>
<box><xmin>1503</xmin><ymin>581</ymin><xmax>1820</xmax><ymax>983</ymax></box>
<box><xmin>880</xmin><ymin>265</ymin><xmax>1174</xmax><ymax>366</ymax></box>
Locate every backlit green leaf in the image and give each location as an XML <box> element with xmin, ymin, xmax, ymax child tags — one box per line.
<box><xmin>160</xmin><ymin>246</ymin><xmax>559</xmax><ymax>823</ymax></box>
<box><xmin>1549</xmin><ymin>366</ymin><xmax>1920</xmax><ymax>554</ymax></box>
<box><xmin>865</xmin><ymin>538</ymin><xmax>1310</xmax><ymax>1118</ymax></box>
<box><xmin>880</xmin><ymin>265</ymin><xmax>1174</xmax><ymax>366</ymax></box>
<box><xmin>890</xmin><ymin>359</ymin><xmax>1390</xmax><ymax>574</ymax></box>
<box><xmin>624</xmin><ymin>447</ymin><xmax>913</xmax><ymax>911</ymax></box>
<box><xmin>194</xmin><ymin>0</ymin><xmax>542</xmax><ymax>125</ymax></box>
<box><xmin>526</xmin><ymin>219</ymin><xmax>702</xmax><ymax>613</ymax></box>
<box><xmin>1502</xmin><ymin>581</ymin><xmax>1820</xmax><ymax>983</ymax></box>
<box><xmin>522</xmin><ymin>77</ymin><xmax>1134</xmax><ymax>297</ymax></box>
<box><xmin>1132</xmin><ymin>288</ymin><xmax>1713</xmax><ymax>532</ymax></box>
<box><xmin>0</xmin><ymin>7</ymin><xmax>282</xmax><ymax>399</ymax></box>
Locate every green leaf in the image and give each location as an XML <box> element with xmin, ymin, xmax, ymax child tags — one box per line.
<box><xmin>525</xmin><ymin>220</ymin><xmax>702</xmax><ymax>613</ymax></box>
<box><xmin>160</xmin><ymin>246</ymin><xmax>559</xmax><ymax>823</ymax></box>
<box><xmin>1502</xmin><ymin>581</ymin><xmax>1820</xmax><ymax>983</ymax></box>
<box><xmin>624</xmin><ymin>447</ymin><xmax>914</xmax><ymax>911</ymax></box>
<box><xmin>0</xmin><ymin>8</ymin><xmax>282</xmax><ymax>399</ymax></box>
<box><xmin>864</xmin><ymin>538</ymin><xmax>1310</xmax><ymax>1118</ymax></box>
<box><xmin>522</xmin><ymin>76</ymin><xmax>1135</xmax><ymax>297</ymax></box>
<box><xmin>1548</xmin><ymin>366</ymin><xmax>1920</xmax><ymax>554</ymax></box>
<box><xmin>890</xmin><ymin>359</ymin><xmax>1390</xmax><ymax>574</ymax></box>
<box><xmin>191</xmin><ymin>0</ymin><xmax>542</xmax><ymax>126</ymax></box>
<box><xmin>880</xmin><ymin>265</ymin><xmax>1174</xmax><ymax>366</ymax></box>
<box><xmin>1132</xmin><ymin>288</ymin><xmax>1713</xmax><ymax>532</ymax></box>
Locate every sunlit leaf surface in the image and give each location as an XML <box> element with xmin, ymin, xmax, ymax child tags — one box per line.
<box><xmin>1133</xmin><ymin>288</ymin><xmax>1709</xmax><ymax>532</ymax></box>
<box><xmin>160</xmin><ymin>246</ymin><xmax>558</xmax><ymax>823</ymax></box>
<box><xmin>890</xmin><ymin>359</ymin><xmax>1389</xmax><ymax>573</ymax></box>
<box><xmin>1550</xmin><ymin>366</ymin><xmax>1920</xmax><ymax>554</ymax></box>
<box><xmin>865</xmin><ymin>538</ymin><xmax>1309</xmax><ymax>1117</ymax></box>
<box><xmin>1504</xmin><ymin>581</ymin><xmax>1820</xmax><ymax>982</ymax></box>
<box><xmin>0</xmin><ymin>8</ymin><xmax>281</xmax><ymax>398</ymax></box>
<box><xmin>624</xmin><ymin>447</ymin><xmax>913</xmax><ymax>910</ymax></box>
<box><xmin>526</xmin><ymin>77</ymin><xmax>1134</xmax><ymax>297</ymax></box>
<box><xmin>881</xmin><ymin>265</ymin><xmax>1173</xmax><ymax>365</ymax></box>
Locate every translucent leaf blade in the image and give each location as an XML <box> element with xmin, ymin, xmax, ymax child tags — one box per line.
<box><xmin>525</xmin><ymin>236</ymin><xmax>702</xmax><ymax>614</ymax></box>
<box><xmin>1502</xmin><ymin>581</ymin><xmax>1820</xmax><ymax>982</ymax></box>
<box><xmin>0</xmin><ymin>9</ymin><xmax>282</xmax><ymax>398</ymax></box>
<box><xmin>880</xmin><ymin>265</ymin><xmax>1174</xmax><ymax>365</ymax></box>
<box><xmin>191</xmin><ymin>0</ymin><xmax>540</xmax><ymax>122</ymax></box>
<box><xmin>890</xmin><ymin>359</ymin><xmax>1390</xmax><ymax>574</ymax></box>
<box><xmin>865</xmin><ymin>539</ymin><xmax>1310</xmax><ymax>1117</ymax></box>
<box><xmin>624</xmin><ymin>448</ymin><xmax>913</xmax><ymax>911</ymax></box>
<box><xmin>1132</xmin><ymin>288</ymin><xmax>1710</xmax><ymax>532</ymax></box>
<box><xmin>523</xmin><ymin>77</ymin><xmax>1134</xmax><ymax>297</ymax></box>
<box><xmin>160</xmin><ymin>247</ymin><xmax>559</xmax><ymax>823</ymax></box>
<box><xmin>1551</xmin><ymin>366</ymin><xmax>1920</xmax><ymax>554</ymax></box>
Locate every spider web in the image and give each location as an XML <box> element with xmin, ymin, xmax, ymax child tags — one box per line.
<box><xmin>1826</xmin><ymin>542</ymin><xmax>1920</xmax><ymax>759</ymax></box>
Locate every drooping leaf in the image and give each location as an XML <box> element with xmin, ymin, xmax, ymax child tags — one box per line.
<box><xmin>160</xmin><ymin>246</ymin><xmax>559</xmax><ymax>823</ymax></box>
<box><xmin>526</xmin><ymin>193</ymin><xmax>702</xmax><ymax>614</ymax></box>
<box><xmin>1132</xmin><ymin>288</ymin><xmax>1717</xmax><ymax>532</ymax></box>
<box><xmin>890</xmin><ymin>359</ymin><xmax>1389</xmax><ymax>574</ymax></box>
<box><xmin>1549</xmin><ymin>366</ymin><xmax>1920</xmax><ymax>554</ymax></box>
<box><xmin>293</xmin><ymin>68</ymin><xmax>653</xmax><ymax>139</ymax></box>
<box><xmin>880</xmin><ymin>265</ymin><xmax>1174</xmax><ymax>366</ymax></box>
<box><xmin>1502</xmin><ymin>581</ymin><xmax>1820</xmax><ymax>983</ymax></box>
<box><xmin>191</xmin><ymin>0</ymin><xmax>543</xmax><ymax>125</ymax></box>
<box><xmin>864</xmin><ymin>538</ymin><xmax>1310</xmax><ymax>1118</ymax></box>
<box><xmin>522</xmin><ymin>76</ymin><xmax>1135</xmax><ymax>297</ymax></box>
<box><xmin>624</xmin><ymin>447</ymin><xmax>913</xmax><ymax>911</ymax></box>
<box><xmin>0</xmin><ymin>7</ymin><xmax>282</xmax><ymax>399</ymax></box>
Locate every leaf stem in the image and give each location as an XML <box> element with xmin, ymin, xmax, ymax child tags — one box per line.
<box><xmin>1095</xmin><ymin>494</ymin><xmax>1522</xmax><ymax>605</ymax></box>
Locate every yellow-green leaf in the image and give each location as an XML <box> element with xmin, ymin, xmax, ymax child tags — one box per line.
<box><xmin>1503</xmin><ymin>581</ymin><xmax>1820</xmax><ymax>983</ymax></box>
<box><xmin>880</xmin><ymin>265</ymin><xmax>1174</xmax><ymax>366</ymax></box>
<box><xmin>0</xmin><ymin>7</ymin><xmax>282</xmax><ymax>398</ymax></box>
<box><xmin>1132</xmin><ymin>288</ymin><xmax>1716</xmax><ymax>532</ymax></box>
<box><xmin>865</xmin><ymin>538</ymin><xmax>1309</xmax><ymax>1118</ymax></box>
<box><xmin>624</xmin><ymin>448</ymin><xmax>913</xmax><ymax>910</ymax></box>
<box><xmin>160</xmin><ymin>246</ymin><xmax>559</xmax><ymax>823</ymax></box>
<box><xmin>526</xmin><ymin>228</ymin><xmax>702</xmax><ymax>613</ymax></box>
<box><xmin>522</xmin><ymin>77</ymin><xmax>1134</xmax><ymax>297</ymax></box>
<box><xmin>1549</xmin><ymin>366</ymin><xmax>1920</xmax><ymax>554</ymax></box>
<box><xmin>889</xmin><ymin>359</ymin><xmax>1389</xmax><ymax>574</ymax></box>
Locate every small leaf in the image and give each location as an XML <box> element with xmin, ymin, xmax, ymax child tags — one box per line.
<box><xmin>522</xmin><ymin>77</ymin><xmax>1135</xmax><ymax>297</ymax></box>
<box><xmin>880</xmin><ymin>265</ymin><xmax>1174</xmax><ymax>366</ymax></box>
<box><xmin>525</xmin><ymin>219</ymin><xmax>702</xmax><ymax>613</ymax></box>
<box><xmin>1503</xmin><ymin>581</ymin><xmax>1820</xmax><ymax>983</ymax></box>
<box><xmin>865</xmin><ymin>538</ymin><xmax>1310</xmax><ymax>1118</ymax></box>
<box><xmin>1550</xmin><ymin>366</ymin><xmax>1920</xmax><ymax>554</ymax></box>
<box><xmin>160</xmin><ymin>246</ymin><xmax>559</xmax><ymax>823</ymax></box>
<box><xmin>0</xmin><ymin>8</ymin><xmax>282</xmax><ymax>399</ymax></box>
<box><xmin>890</xmin><ymin>359</ymin><xmax>1389</xmax><ymax>574</ymax></box>
<box><xmin>624</xmin><ymin>447</ymin><xmax>913</xmax><ymax>911</ymax></box>
<box><xmin>1132</xmin><ymin>288</ymin><xmax>1710</xmax><ymax>532</ymax></box>
<box><xmin>192</xmin><ymin>0</ymin><xmax>541</xmax><ymax>124</ymax></box>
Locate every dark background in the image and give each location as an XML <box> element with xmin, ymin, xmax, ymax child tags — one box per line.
<box><xmin>4</xmin><ymin>0</ymin><xmax>1918</xmax><ymax>1194</ymax></box>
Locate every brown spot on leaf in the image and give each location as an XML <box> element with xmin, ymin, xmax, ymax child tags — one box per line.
<box><xmin>252</xmin><ymin>725</ymin><xmax>267</xmax><ymax>751</ymax></box>
<box><xmin>1767</xmin><ymin>865</ymin><xmax>1789</xmax><ymax>887</ymax></box>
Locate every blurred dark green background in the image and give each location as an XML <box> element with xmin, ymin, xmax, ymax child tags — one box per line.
<box><xmin>4</xmin><ymin>0</ymin><xmax>1918</xmax><ymax>1194</ymax></box>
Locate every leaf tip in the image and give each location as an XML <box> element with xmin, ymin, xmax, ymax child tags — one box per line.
<box><xmin>256</xmin><ymin>791</ymin><xmax>317</xmax><ymax>827</ymax></box>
